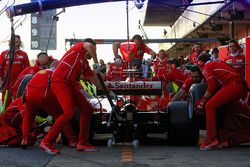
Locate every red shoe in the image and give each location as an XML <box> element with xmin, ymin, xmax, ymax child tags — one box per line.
<box><xmin>40</xmin><ymin>140</ymin><xmax>60</xmax><ymax>155</ymax></box>
<box><xmin>76</xmin><ymin>144</ymin><xmax>97</xmax><ymax>152</ymax></box>
<box><xmin>20</xmin><ymin>136</ymin><xmax>29</xmax><ymax>150</ymax></box>
<box><xmin>200</xmin><ymin>139</ymin><xmax>219</xmax><ymax>151</ymax></box>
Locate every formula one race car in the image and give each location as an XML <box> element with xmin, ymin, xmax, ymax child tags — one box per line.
<box><xmin>89</xmin><ymin>68</ymin><xmax>202</xmax><ymax>147</ymax></box>
<box><xmin>89</xmin><ymin>42</ymin><xmax>200</xmax><ymax>147</ymax></box>
<box><xmin>91</xmin><ymin>72</ymin><xmax>167</xmax><ymax>148</ymax></box>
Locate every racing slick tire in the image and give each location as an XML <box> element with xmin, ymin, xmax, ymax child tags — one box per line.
<box><xmin>187</xmin><ymin>83</ymin><xmax>207</xmax><ymax>130</ymax></box>
<box><xmin>16</xmin><ymin>74</ymin><xmax>34</xmax><ymax>98</ymax></box>
<box><xmin>167</xmin><ymin>101</ymin><xmax>199</xmax><ymax>146</ymax></box>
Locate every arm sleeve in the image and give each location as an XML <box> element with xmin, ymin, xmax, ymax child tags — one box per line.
<box><xmin>181</xmin><ymin>78</ymin><xmax>192</xmax><ymax>92</ymax></box>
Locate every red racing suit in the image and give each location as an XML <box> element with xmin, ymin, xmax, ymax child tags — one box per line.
<box><xmin>47</xmin><ymin>42</ymin><xmax>94</xmax><ymax>145</ymax></box>
<box><xmin>120</xmin><ymin>41</ymin><xmax>151</xmax><ymax>66</ymax></box>
<box><xmin>179</xmin><ymin>77</ymin><xmax>196</xmax><ymax>100</ymax></box>
<box><xmin>0</xmin><ymin>49</ymin><xmax>30</xmax><ymax>107</ymax></box>
<box><xmin>22</xmin><ymin>69</ymin><xmax>75</xmax><ymax>143</ymax></box>
<box><xmin>189</xmin><ymin>51</ymin><xmax>202</xmax><ymax>64</ymax></box>
<box><xmin>0</xmin><ymin>97</ymin><xmax>25</xmax><ymax>146</ymax></box>
<box><xmin>150</xmin><ymin>68</ymin><xmax>187</xmax><ymax>105</ymax></box>
<box><xmin>202</xmin><ymin>61</ymin><xmax>247</xmax><ymax>141</ymax></box>
<box><xmin>224</xmin><ymin>52</ymin><xmax>245</xmax><ymax>76</ymax></box>
<box><xmin>12</xmin><ymin>57</ymin><xmax>57</xmax><ymax>98</ymax></box>
<box><xmin>153</xmin><ymin>57</ymin><xmax>169</xmax><ymax>76</ymax></box>
<box><xmin>106</xmin><ymin>62</ymin><xmax>127</xmax><ymax>81</ymax></box>
<box><xmin>152</xmin><ymin>68</ymin><xmax>187</xmax><ymax>91</ymax></box>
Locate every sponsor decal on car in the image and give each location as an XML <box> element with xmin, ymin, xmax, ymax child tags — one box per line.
<box><xmin>106</xmin><ymin>81</ymin><xmax>161</xmax><ymax>90</ymax></box>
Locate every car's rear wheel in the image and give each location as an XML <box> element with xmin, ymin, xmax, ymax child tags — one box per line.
<box><xmin>187</xmin><ymin>83</ymin><xmax>207</xmax><ymax>130</ymax></box>
<box><xmin>167</xmin><ymin>101</ymin><xmax>199</xmax><ymax>146</ymax></box>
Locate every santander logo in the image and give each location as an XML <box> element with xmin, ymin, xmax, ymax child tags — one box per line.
<box><xmin>106</xmin><ymin>81</ymin><xmax>160</xmax><ymax>89</ymax></box>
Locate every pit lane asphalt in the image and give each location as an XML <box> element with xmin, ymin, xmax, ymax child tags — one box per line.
<box><xmin>1</xmin><ymin>135</ymin><xmax>250</xmax><ymax>167</ymax></box>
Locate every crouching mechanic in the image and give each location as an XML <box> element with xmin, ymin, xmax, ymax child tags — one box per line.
<box><xmin>171</xmin><ymin>65</ymin><xmax>203</xmax><ymax>101</ymax></box>
<box><xmin>195</xmin><ymin>53</ymin><xmax>247</xmax><ymax>150</ymax></box>
<box><xmin>40</xmin><ymin>38</ymin><xmax>103</xmax><ymax>154</ymax></box>
<box><xmin>12</xmin><ymin>52</ymin><xmax>57</xmax><ymax>98</ymax></box>
<box><xmin>21</xmin><ymin>68</ymin><xmax>76</xmax><ymax>151</ymax></box>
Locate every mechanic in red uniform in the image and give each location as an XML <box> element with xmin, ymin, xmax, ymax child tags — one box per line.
<box><xmin>21</xmin><ymin>69</ymin><xmax>76</xmax><ymax>151</ymax></box>
<box><xmin>0</xmin><ymin>121</ymin><xmax>20</xmax><ymax>146</ymax></box>
<box><xmin>171</xmin><ymin>65</ymin><xmax>203</xmax><ymax>101</ymax></box>
<box><xmin>40</xmin><ymin>38</ymin><xmax>102</xmax><ymax>154</ymax></box>
<box><xmin>0</xmin><ymin>96</ymin><xmax>46</xmax><ymax>147</ymax></box>
<box><xmin>12</xmin><ymin>52</ymin><xmax>57</xmax><ymax>98</ymax></box>
<box><xmin>142</xmin><ymin>61</ymin><xmax>186</xmax><ymax>109</ymax></box>
<box><xmin>224</xmin><ymin>39</ymin><xmax>245</xmax><ymax>76</ymax></box>
<box><xmin>0</xmin><ymin>35</ymin><xmax>30</xmax><ymax>107</ymax></box>
<box><xmin>153</xmin><ymin>49</ymin><xmax>169</xmax><ymax>76</ymax></box>
<box><xmin>152</xmin><ymin>61</ymin><xmax>187</xmax><ymax>89</ymax></box>
<box><xmin>113</xmin><ymin>34</ymin><xmax>156</xmax><ymax>69</ymax></box>
<box><xmin>106</xmin><ymin>56</ymin><xmax>127</xmax><ymax>81</ymax></box>
<box><xmin>195</xmin><ymin>53</ymin><xmax>247</xmax><ymax>150</ymax></box>
<box><xmin>0</xmin><ymin>97</ymin><xmax>24</xmax><ymax>147</ymax></box>
<box><xmin>187</xmin><ymin>43</ymin><xmax>203</xmax><ymax>64</ymax></box>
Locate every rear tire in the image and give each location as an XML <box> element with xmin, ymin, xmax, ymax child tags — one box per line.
<box><xmin>187</xmin><ymin>83</ymin><xmax>207</xmax><ymax>130</ymax></box>
<box><xmin>167</xmin><ymin>101</ymin><xmax>199</xmax><ymax>146</ymax></box>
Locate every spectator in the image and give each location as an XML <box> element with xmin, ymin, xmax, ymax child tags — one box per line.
<box><xmin>142</xmin><ymin>58</ymin><xmax>153</xmax><ymax>78</ymax></box>
<box><xmin>211</xmin><ymin>48</ymin><xmax>219</xmax><ymax>61</ymax></box>
<box><xmin>98</xmin><ymin>59</ymin><xmax>106</xmax><ymax>74</ymax></box>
